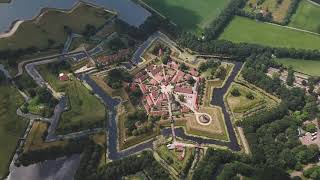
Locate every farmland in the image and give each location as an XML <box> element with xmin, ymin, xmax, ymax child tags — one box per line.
<box><xmin>289</xmin><ymin>0</ymin><xmax>320</xmax><ymax>33</ymax></box>
<box><xmin>275</xmin><ymin>58</ymin><xmax>320</xmax><ymax>76</ymax></box>
<box><xmin>219</xmin><ymin>16</ymin><xmax>320</xmax><ymax>50</ymax></box>
<box><xmin>141</xmin><ymin>0</ymin><xmax>230</xmax><ymax>31</ymax></box>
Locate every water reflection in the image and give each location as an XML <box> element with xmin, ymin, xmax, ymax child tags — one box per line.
<box><xmin>0</xmin><ymin>0</ymin><xmax>150</xmax><ymax>33</ymax></box>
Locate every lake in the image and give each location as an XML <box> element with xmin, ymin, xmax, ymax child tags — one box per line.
<box><xmin>0</xmin><ymin>0</ymin><xmax>151</xmax><ymax>33</ymax></box>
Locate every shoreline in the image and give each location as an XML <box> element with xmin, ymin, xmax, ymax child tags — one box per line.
<box><xmin>0</xmin><ymin>1</ymin><xmax>116</xmax><ymax>40</ymax></box>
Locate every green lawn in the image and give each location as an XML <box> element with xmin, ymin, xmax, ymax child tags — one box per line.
<box><xmin>0</xmin><ymin>84</ymin><xmax>27</xmax><ymax>177</ymax></box>
<box><xmin>227</xmin><ymin>83</ymin><xmax>265</xmax><ymax>113</ymax></box>
<box><xmin>219</xmin><ymin>16</ymin><xmax>320</xmax><ymax>50</ymax></box>
<box><xmin>157</xmin><ymin>145</ymin><xmax>194</xmax><ymax>173</ymax></box>
<box><xmin>59</xmin><ymin>77</ymin><xmax>106</xmax><ymax>133</ymax></box>
<box><xmin>289</xmin><ymin>0</ymin><xmax>320</xmax><ymax>33</ymax></box>
<box><xmin>141</xmin><ymin>0</ymin><xmax>230</xmax><ymax>31</ymax></box>
<box><xmin>0</xmin><ymin>3</ymin><xmax>113</xmax><ymax>50</ymax></box>
<box><xmin>275</xmin><ymin>58</ymin><xmax>320</xmax><ymax>76</ymax></box>
<box><xmin>37</xmin><ymin>66</ymin><xmax>106</xmax><ymax>134</ymax></box>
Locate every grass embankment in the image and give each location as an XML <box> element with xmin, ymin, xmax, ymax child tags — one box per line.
<box><xmin>156</xmin><ymin>145</ymin><xmax>195</xmax><ymax>174</ymax></box>
<box><xmin>141</xmin><ymin>0</ymin><xmax>230</xmax><ymax>31</ymax></box>
<box><xmin>37</xmin><ymin>66</ymin><xmax>106</xmax><ymax>134</ymax></box>
<box><xmin>23</xmin><ymin>121</ymin><xmax>66</xmax><ymax>153</ymax></box>
<box><xmin>226</xmin><ymin>82</ymin><xmax>279</xmax><ymax>120</ymax></box>
<box><xmin>289</xmin><ymin>0</ymin><xmax>320</xmax><ymax>33</ymax></box>
<box><xmin>203</xmin><ymin>80</ymin><xmax>223</xmax><ymax>107</ymax></box>
<box><xmin>0</xmin><ymin>84</ymin><xmax>28</xmax><ymax>177</ymax></box>
<box><xmin>275</xmin><ymin>58</ymin><xmax>320</xmax><ymax>76</ymax></box>
<box><xmin>187</xmin><ymin>107</ymin><xmax>229</xmax><ymax>141</ymax></box>
<box><xmin>0</xmin><ymin>3</ymin><xmax>113</xmax><ymax>50</ymax></box>
<box><xmin>220</xmin><ymin>16</ymin><xmax>320</xmax><ymax>50</ymax></box>
<box><xmin>243</xmin><ymin>0</ymin><xmax>292</xmax><ymax>23</ymax></box>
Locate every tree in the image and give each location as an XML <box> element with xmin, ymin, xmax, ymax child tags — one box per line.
<box><xmin>231</xmin><ymin>88</ymin><xmax>241</xmax><ymax>97</ymax></box>
<box><xmin>246</xmin><ymin>92</ymin><xmax>255</xmax><ymax>100</ymax></box>
<box><xmin>179</xmin><ymin>95</ymin><xmax>185</xmax><ymax>102</ymax></box>
<box><xmin>179</xmin><ymin>63</ymin><xmax>189</xmax><ymax>71</ymax></box>
<box><xmin>82</xmin><ymin>24</ymin><xmax>97</xmax><ymax>38</ymax></box>
<box><xmin>286</xmin><ymin>67</ymin><xmax>295</xmax><ymax>86</ymax></box>
<box><xmin>215</xmin><ymin>66</ymin><xmax>227</xmax><ymax>80</ymax></box>
<box><xmin>304</xmin><ymin>123</ymin><xmax>317</xmax><ymax>133</ymax></box>
<box><xmin>188</xmin><ymin>77</ymin><xmax>196</xmax><ymax>86</ymax></box>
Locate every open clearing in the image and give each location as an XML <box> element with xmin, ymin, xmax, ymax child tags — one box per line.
<box><xmin>0</xmin><ymin>84</ymin><xmax>27</xmax><ymax>177</ymax></box>
<box><xmin>0</xmin><ymin>3</ymin><xmax>113</xmax><ymax>50</ymax></box>
<box><xmin>289</xmin><ymin>0</ymin><xmax>320</xmax><ymax>33</ymax></box>
<box><xmin>244</xmin><ymin>0</ymin><xmax>292</xmax><ymax>23</ymax></box>
<box><xmin>275</xmin><ymin>58</ymin><xmax>320</xmax><ymax>76</ymax></box>
<box><xmin>220</xmin><ymin>16</ymin><xmax>320</xmax><ymax>50</ymax></box>
<box><xmin>141</xmin><ymin>0</ymin><xmax>230</xmax><ymax>31</ymax></box>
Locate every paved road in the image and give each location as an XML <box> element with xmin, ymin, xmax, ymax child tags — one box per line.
<box><xmin>15</xmin><ymin>50</ymin><xmax>86</xmax><ymax>77</ymax></box>
<box><xmin>265</xmin><ymin>22</ymin><xmax>320</xmax><ymax>36</ymax></box>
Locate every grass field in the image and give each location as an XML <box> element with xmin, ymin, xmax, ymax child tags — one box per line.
<box><xmin>141</xmin><ymin>0</ymin><xmax>230</xmax><ymax>31</ymax></box>
<box><xmin>0</xmin><ymin>84</ymin><xmax>27</xmax><ymax>177</ymax></box>
<box><xmin>289</xmin><ymin>0</ymin><xmax>320</xmax><ymax>33</ymax></box>
<box><xmin>220</xmin><ymin>16</ymin><xmax>320</xmax><ymax>50</ymax></box>
<box><xmin>157</xmin><ymin>145</ymin><xmax>194</xmax><ymax>174</ymax></box>
<box><xmin>0</xmin><ymin>3</ymin><xmax>113</xmax><ymax>50</ymax></box>
<box><xmin>37</xmin><ymin>66</ymin><xmax>106</xmax><ymax>134</ymax></box>
<box><xmin>244</xmin><ymin>0</ymin><xmax>292</xmax><ymax>22</ymax></box>
<box><xmin>275</xmin><ymin>58</ymin><xmax>320</xmax><ymax>76</ymax></box>
<box><xmin>226</xmin><ymin>81</ymin><xmax>279</xmax><ymax>120</ymax></box>
<box><xmin>226</xmin><ymin>83</ymin><xmax>265</xmax><ymax>113</ymax></box>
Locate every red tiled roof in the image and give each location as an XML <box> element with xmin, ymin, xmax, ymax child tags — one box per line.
<box><xmin>151</xmin><ymin>67</ymin><xmax>162</xmax><ymax>76</ymax></box>
<box><xmin>139</xmin><ymin>84</ymin><xmax>148</xmax><ymax>94</ymax></box>
<box><xmin>146</xmin><ymin>95</ymin><xmax>154</xmax><ymax>106</ymax></box>
<box><xmin>96</xmin><ymin>49</ymin><xmax>130</xmax><ymax>65</ymax></box>
<box><xmin>175</xmin><ymin>87</ymin><xmax>193</xmax><ymax>94</ymax></box>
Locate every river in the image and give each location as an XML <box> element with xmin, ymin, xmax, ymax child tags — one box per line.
<box><xmin>0</xmin><ymin>0</ymin><xmax>151</xmax><ymax>33</ymax></box>
<box><xmin>8</xmin><ymin>154</ymin><xmax>81</xmax><ymax>180</ymax></box>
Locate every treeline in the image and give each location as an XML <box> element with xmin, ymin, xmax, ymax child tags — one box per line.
<box><xmin>178</xmin><ymin>37</ymin><xmax>320</xmax><ymax>60</ymax></box>
<box><xmin>97</xmin><ymin>151</ymin><xmax>170</xmax><ymax>180</ymax></box>
<box><xmin>16</xmin><ymin>137</ymin><xmax>92</xmax><ymax>166</ymax></box>
<box><xmin>204</xmin><ymin>0</ymin><xmax>246</xmax><ymax>40</ymax></box>
<box><xmin>74</xmin><ymin>143</ymin><xmax>104</xmax><ymax>180</ymax></box>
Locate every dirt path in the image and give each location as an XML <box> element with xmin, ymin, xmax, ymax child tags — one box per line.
<box><xmin>264</xmin><ymin>22</ymin><xmax>320</xmax><ymax>36</ymax></box>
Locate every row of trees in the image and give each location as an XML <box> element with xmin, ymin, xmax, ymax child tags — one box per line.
<box><xmin>203</xmin><ymin>0</ymin><xmax>246</xmax><ymax>40</ymax></box>
<box><xmin>97</xmin><ymin>151</ymin><xmax>170</xmax><ymax>179</ymax></box>
<box><xmin>74</xmin><ymin>143</ymin><xmax>104</xmax><ymax>180</ymax></box>
<box><xmin>16</xmin><ymin>137</ymin><xmax>92</xmax><ymax>166</ymax></box>
<box><xmin>106</xmin><ymin>69</ymin><xmax>132</xmax><ymax>89</ymax></box>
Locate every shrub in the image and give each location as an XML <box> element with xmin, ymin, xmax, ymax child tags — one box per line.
<box><xmin>231</xmin><ymin>88</ymin><xmax>241</xmax><ymax>97</ymax></box>
<box><xmin>246</xmin><ymin>92</ymin><xmax>255</xmax><ymax>100</ymax></box>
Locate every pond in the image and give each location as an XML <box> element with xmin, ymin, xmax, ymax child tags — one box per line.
<box><xmin>0</xmin><ymin>0</ymin><xmax>150</xmax><ymax>33</ymax></box>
